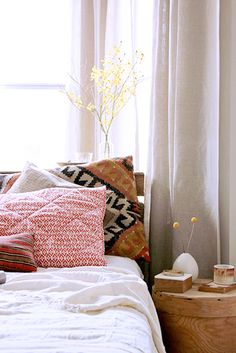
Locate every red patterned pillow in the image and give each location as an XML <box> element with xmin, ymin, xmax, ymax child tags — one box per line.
<box><xmin>54</xmin><ymin>156</ymin><xmax>150</xmax><ymax>262</ymax></box>
<box><xmin>0</xmin><ymin>233</ymin><xmax>37</xmax><ymax>272</ymax></box>
<box><xmin>0</xmin><ymin>187</ymin><xmax>107</xmax><ymax>267</ymax></box>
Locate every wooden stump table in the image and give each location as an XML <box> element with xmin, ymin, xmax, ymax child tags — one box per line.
<box><xmin>152</xmin><ymin>280</ymin><xmax>236</xmax><ymax>353</ymax></box>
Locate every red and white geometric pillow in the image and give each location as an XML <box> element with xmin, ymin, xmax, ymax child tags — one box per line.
<box><xmin>0</xmin><ymin>156</ymin><xmax>150</xmax><ymax>262</ymax></box>
<box><xmin>0</xmin><ymin>187</ymin><xmax>107</xmax><ymax>267</ymax></box>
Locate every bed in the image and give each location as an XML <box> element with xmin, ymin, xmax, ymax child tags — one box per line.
<box><xmin>0</xmin><ymin>156</ymin><xmax>166</xmax><ymax>353</ymax></box>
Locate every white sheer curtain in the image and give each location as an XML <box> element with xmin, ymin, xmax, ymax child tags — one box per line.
<box><xmin>147</xmin><ymin>0</ymin><xmax>220</xmax><ymax>281</ymax></box>
<box><xmin>67</xmin><ymin>0</ymin><xmax>153</xmax><ymax>170</ymax></box>
<box><xmin>66</xmin><ymin>0</ymin><xmax>106</xmax><ymax>162</ymax></box>
<box><xmin>69</xmin><ymin>0</ymin><xmax>221</xmax><ymax>282</ymax></box>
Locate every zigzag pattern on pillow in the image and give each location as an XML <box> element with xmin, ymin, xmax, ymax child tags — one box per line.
<box><xmin>0</xmin><ymin>156</ymin><xmax>150</xmax><ymax>262</ymax></box>
<box><xmin>54</xmin><ymin>156</ymin><xmax>150</xmax><ymax>262</ymax></box>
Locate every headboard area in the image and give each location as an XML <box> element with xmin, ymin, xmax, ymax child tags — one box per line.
<box><xmin>0</xmin><ymin>170</ymin><xmax>144</xmax><ymax>197</ymax></box>
<box><xmin>0</xmin><ymin>167</ymin><xmax>148</xmax><ymax>282</ymax></box>
<box><xmin>134</xmin><ymin>172</ymin><xmax>144</xmax><ymax>197</ymax></box>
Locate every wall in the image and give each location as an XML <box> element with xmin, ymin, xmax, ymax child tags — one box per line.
<box><xmin>220</xmin><ymin>0</ymin><xmax>236</xmax><ymax>265</ymax></box>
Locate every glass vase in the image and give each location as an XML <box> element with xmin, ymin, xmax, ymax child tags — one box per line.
<box><xmin>98</xmin><ymin>135</ymin><xmax>114</xmax><ymax>160</ymax></box>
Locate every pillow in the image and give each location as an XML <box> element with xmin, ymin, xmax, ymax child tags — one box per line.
<box><xmin>53</xmin><ymin>156</ymin><xmax>150</xmax><ymax>262</ymax></box>
<box><xmin>0</xmin><ymin>187</ymin><xmax>107</xmax><ymax>268</ymax></box>
<box><xmin>0</xmin><ymin>172</ymin><xmax>20</xmax><ymax>193</ymax></box>
<box><xmin>7</xmin><ymin>161</ymin><xmax>81</xmax><ymax>193</ymax></box>
<box><xmin>0</xmin><ymin>233</ymin><xmax>37</xmax><ymax>272</ymax></box>
<box><xmin>6</xmin><ymin>162</ymin><xmax>114</xmax><ymax>229</ymax></box>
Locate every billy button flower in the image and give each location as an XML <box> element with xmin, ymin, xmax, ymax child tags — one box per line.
<box><xmin>173</xmin><ymin>222</ymin><xmax>180</xmax><ymax>230</ymax></box>
<box><xmin>172</xmin><ymin>217</ymin><xmax>198</xmax><ymax>253</ymax></box>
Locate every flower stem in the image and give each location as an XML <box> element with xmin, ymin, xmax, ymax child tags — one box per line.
<box><xmin>186</xmin><ymin>223</ymin><xmax>195</xmax><ymax>253</ymax></box>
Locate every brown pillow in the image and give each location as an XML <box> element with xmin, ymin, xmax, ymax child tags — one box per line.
<box><xmin>54</xmin><ymin>156</ymin><xmax>150</xmax><ymax>262</ymax></box>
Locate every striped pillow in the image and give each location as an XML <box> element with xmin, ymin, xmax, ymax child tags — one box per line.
<box><xmin>0</xmin><ymin>233</ymin><xmax>37</xmax><ymax>272</ymax></box>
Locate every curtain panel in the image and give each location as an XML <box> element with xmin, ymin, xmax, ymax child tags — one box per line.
<box><xmin>66</xmin><ymin>0</ymin><xmax>107</xmax><ymax>162</ymax></box>
<box><xmin>68</xmin><ymin>0</ymin><xmax>220</xmax><ymax>284</ymax></box>
<box><xmin>147</xmin><ymin>0</ymin><xmax>220</xmax><ymax>282</ymax></box>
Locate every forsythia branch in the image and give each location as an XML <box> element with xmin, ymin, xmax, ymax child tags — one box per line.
<box><xmin>65</xmin><ymin>42</ymin><xmax>144</xmax><ymax>141</ymax></box>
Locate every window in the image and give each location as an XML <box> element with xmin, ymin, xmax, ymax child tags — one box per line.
<box><xmin>0</xmin><ymin>0</ymin><xmax>72</xmax><ymax>170</ymax></box>
<box><xmin>0</xmin><ymin>0</ymin><xmax>154</xmax><ymax>172</ymax></box>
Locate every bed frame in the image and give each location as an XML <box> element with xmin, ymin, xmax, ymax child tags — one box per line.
<box><xmin>134</xmin><ymin>172</ymin><xmax>144</xmax><ymax>196</ymax></box>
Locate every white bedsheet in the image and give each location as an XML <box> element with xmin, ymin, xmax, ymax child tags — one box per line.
<box><xmin>0</xmin><ymin>258</ymin><xmax>166</xmax><ymax>353</ymax></box>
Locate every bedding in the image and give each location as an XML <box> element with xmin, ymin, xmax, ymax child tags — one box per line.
<box><xmin>7</xmin><ymin>161</ymin><xmax>83</xmax><ymax>193</ymax></box>
<box><xmin>0</xmin><ymin>157</ymin><xmax>150</xmax><ymax>262</ymax></box>
<box><xmin>0</xmin><ymin>233</ymin><xmax>37</xmax><ymax>272</ymax></box>
<box><xmin>0</xmin><ymin>256</ymin><xmax>166</xmax><ymax>353</ymax></box>
<box><xmin>0</xmin><ymin>162</ymin><xmax>166</xmax><ymax>352</ymax></box>
<box><xmin>0</xmin><ymin>187</ymin><xmax>107</xmax><ymax>268</ymax></box>
<box><xmin>0</xmin><ymin>172</ymin><xmax>20</xmax><ymax>193</ymax></box>
<box><xmin>54</xmin><ymin>156</ymin><xmax>150</xmax><ymax>262</ymax></box>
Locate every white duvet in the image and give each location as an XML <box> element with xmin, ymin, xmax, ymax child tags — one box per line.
<box><xmin>0</xmin><ymin>256</ymin><xmax>166</xmax><ymax>353</ymax></box>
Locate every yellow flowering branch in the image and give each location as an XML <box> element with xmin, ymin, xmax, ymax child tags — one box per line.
<box><xmin>65</xmin><ymin>42</ymin><xmax>144</xmax><ymax>154</ymax></box>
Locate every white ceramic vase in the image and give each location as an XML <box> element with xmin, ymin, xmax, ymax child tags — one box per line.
<box><xmin>172</xmin><ymin>253</ymin><xmax>199</xmax><ymax>281</ymax></box>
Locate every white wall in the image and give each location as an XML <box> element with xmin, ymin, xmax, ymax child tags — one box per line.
<box><xmin>220</xmin><ymin>0</ymin><xmax>236</xmax><ymax>266</ymax></box>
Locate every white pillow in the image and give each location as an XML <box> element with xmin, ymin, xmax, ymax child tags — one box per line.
<box><xmin>7</xmin><ymin>162</ymin><xmax>81</xmax><ymax>193</ymax></box>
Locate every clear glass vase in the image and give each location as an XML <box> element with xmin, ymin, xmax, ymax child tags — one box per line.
<box><xmin>98</xmin><ymin>135</ymin><xmax>114</xmax><ymax>160</ymax></box>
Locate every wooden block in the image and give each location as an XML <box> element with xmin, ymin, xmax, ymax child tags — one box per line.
<box><xmin>199</xmin><ymin>281</ymin><xmax>236</xmax><ymax>293</ymax></box>
<box><xmin>154</xmin><ymin>272</ymin><xmax>192</xmax><ymax>293</ymax></box>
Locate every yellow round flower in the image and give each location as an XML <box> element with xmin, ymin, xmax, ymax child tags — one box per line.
<box><xmin>191</xmin><ymin>217</ymin><xmax>198</xmax><ymax>223</ymax></box>
<box><xmin>173</xmin><ymin>222</ymin><xmax>180</xmax><ymax>229</ymax></box>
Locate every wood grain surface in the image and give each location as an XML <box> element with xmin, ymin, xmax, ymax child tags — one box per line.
<box><xmin>152</xmin><ymin>281</ymin><xmax>236</xmax><ymax>353</ymax></box>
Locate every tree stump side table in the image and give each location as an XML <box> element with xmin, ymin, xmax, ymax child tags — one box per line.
<box><xmin>152</xmin><ymin>279</ymin><xmax>236</xmax><ymax>353</ymax></box>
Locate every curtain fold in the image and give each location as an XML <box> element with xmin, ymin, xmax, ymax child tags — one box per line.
<box><xmin>147</xmin><ymin>0</ymin><xmax>220</xmax><ymax>282</ymax></box>
<box><xmin>66</xmin><ymin>0</ymin><xmax>107</xmax><ymax>161</ymax></box>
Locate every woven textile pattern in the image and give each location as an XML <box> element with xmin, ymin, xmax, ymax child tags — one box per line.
<box><xmin>0</xmin><ymin>156</ymin><xmax>150</xmax><ymax>262</ymax></box>
<box><xmin>0</xmin><ymin>173</ymin><xmax>20</xmax><ymax>193</ymax></box>
<box><xmin>0</xmin><ymin>187</ymin><xmax>107</xmax><ymax>268</ymax></box>
<box><xmin>0</xmin><ymin>233</ymin><xmax>37</xmax><ymax>272</ymax></box>
<box><xmin>55</xmin><ymin>156</ymin><xmax>150</xmax><ymax>262</ymax></box>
